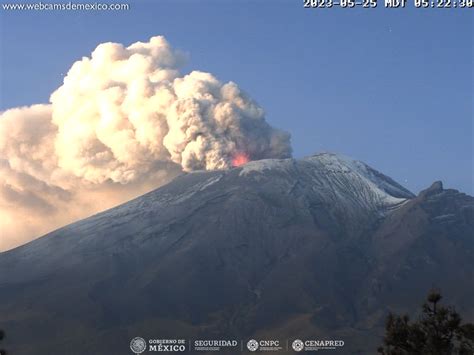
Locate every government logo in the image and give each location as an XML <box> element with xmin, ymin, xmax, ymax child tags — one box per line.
<box><xmin>130</xmin><ymin>337</ymin><xmax>147</xmax><ymax>354</ymax></box>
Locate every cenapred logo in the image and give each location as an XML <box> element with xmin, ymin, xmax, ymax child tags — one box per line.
<box><xmin>292</xmin><ymin>339</ymin><xmax>304</xmax><ymax>352</ymax></box>
<box><xmin>291</xmin><ymin>339</ymin><xmax>345</xmax><ymax>352</ymax></box>
<box><xmin>130</xmin><ymin>337</ymin><xmax>147</xmax><ymax>354</ymax></box>
<box><xmin>247</xmin><ymin>339</ymin><xmax>259</xmax><ymax>351</ymax></box>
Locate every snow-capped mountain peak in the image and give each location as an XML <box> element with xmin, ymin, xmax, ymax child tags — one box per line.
<box><xmin>238</xmin><ymin>152</ymin><xmax>413</xmax><ymax>212</ymax></box>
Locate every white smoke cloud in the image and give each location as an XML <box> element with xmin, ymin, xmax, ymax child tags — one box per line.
<box><xmin>0</xmin><ymin>36</ymin><xmax>291</xmax><ymax>251</ymax></box>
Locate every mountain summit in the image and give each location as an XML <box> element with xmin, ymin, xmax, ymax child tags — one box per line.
<box><xmin>1</xmin><ymin>153</ymin><xmax>473</xmax><ymax>354</ymax></box>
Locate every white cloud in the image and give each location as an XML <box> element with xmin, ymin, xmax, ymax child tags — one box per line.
<box><xmin>0</xmin><ymin>36</ymin><xmax>291</xmax><ymax>251</ymax></box>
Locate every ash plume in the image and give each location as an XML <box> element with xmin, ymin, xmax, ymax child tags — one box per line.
<box><xmin>0</xmin><ymin>36</ymin><xmax>291</xmax><ymax>250</ymax></box>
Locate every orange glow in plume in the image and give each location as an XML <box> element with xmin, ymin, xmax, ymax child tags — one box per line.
<box><xmin>232</xmin><ymin>152</ymin><xmax>250</xmax><ymax>167</ymax></box>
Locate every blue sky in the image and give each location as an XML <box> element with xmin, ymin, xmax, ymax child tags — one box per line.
<box><xmin>1</xmin><ymin>0</ymin><xmax>472</xmax><ymax>194</ymax></box>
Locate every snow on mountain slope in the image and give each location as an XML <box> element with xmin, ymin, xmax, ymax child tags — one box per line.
<box><xmin>6</xmin><ymin>153</ymin><xmax>413</xmax><ymax>255</ymax></box>
<box><xmin>0</xmin><ymin>153</ymin><xmax>413</xmax><ymax>278</ymax></box>
<box><xmin>240</xmin><ymin>152</ymin><xmax>413</xmax><ymax>211</ymax></box>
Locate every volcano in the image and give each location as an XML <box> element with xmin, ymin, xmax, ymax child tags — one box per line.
<box><xmin>0</xmin><ymin>153</ymin><xmax>473</xmax><ymax>354</ymax></box>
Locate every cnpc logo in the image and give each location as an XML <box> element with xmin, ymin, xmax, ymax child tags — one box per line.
<box><xmin>246</xmin><ymin>339</ymin><xmax>282</xmax><ymax>351</ymax></box>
